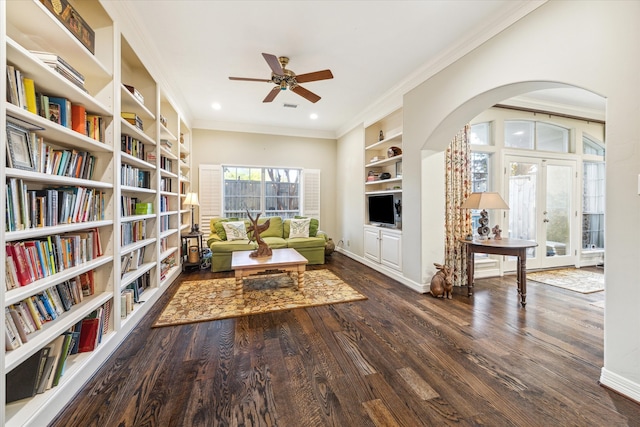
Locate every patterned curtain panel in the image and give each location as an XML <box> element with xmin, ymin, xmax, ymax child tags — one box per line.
<box><xmin>444</xmin><ymin>125</ymin><xmax>472</xmax><ymax>287</ymax></box>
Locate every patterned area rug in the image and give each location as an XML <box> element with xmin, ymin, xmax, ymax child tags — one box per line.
<box><xmin>528</xmin><ymin>268</ymin><xmax>604</xmax><ymax>294</ymax></box>
<box><xmin>153</xmin><ymin>270</ymin><xmax>367</xmax><ymax>327</ymax></box>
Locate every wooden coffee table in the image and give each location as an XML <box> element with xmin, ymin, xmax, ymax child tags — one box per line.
<box><xmin>231</xmin><ymin>248</ymin><xmax>308</xmax><ymax>298</ymax></box>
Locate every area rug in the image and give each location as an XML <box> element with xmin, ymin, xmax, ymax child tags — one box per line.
<box><xmin>528</xmin><ymin>268</ymin><xmax>604</xmax><ymax>294</ymax></box>
<box><xmin>153</xmin><ymin>270</ymin><xmax>367</xmax><ymax>327</ymax></box>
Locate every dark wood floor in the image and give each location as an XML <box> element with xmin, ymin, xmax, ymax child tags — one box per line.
<box><xmin>50</xmin><ymin>253</ymin><xmax>640</xmax><ymax>427</ymax></box>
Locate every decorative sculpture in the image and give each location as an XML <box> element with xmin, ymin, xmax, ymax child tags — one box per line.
<box><xmin>492</xmin><ymin>224</ymin><xmax>503</xmax><ymax>240</ymax></box>
<box><xmin>246</xmin><ymin>210</ymin><xmax>272</xmax><ymax>258</ymax></box>
<box><xmin>429</xmin><ymin>263</ymin><xmax>453</xmax><ymax>299</ymax></box>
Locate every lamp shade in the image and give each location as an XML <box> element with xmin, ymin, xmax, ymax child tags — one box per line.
<box><xmin>460</xmin><ymin>192</ymin><xmax>509</xmax><ymax>210</ymax></box>
<box><xmin>183</xmin><ymin>192</ymin><xmax>200</xmax><ymax>206</ymax></box>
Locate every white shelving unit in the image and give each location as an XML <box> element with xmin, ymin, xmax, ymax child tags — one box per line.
<box><xmin>363</xmin><ymin>109</ymin><xmax>403</xmax><ymax>271</ymax></box>
<box><xmin>0</xmin><ymin>1</ymin><xmax>193</xmax><ymax>425</ymax></box>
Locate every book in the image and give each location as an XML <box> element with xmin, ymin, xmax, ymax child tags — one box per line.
<box><xmin>44</xmin><ymin>335</ymin><xmax>65</xmax><ymax>390</ymax></box>
<box><xmin>39</xmin><ymin>0</ymin><xmax>95</xmax><ymax>54</ymax></box>
<box><xmin>123</xmin><ymin>84</ymin><xmax>144</xmax><ymax>104</ymax></box>
<box><xmin>6</xmin><ymin>64</ymin><xmax>19</xmax><ymax>105</ymax></box>
<box><xmin>5</xmin><ymin>309</ymin><xmax>22</xmax><ymax>350</ymax></box>
<box><xmin>135</xmin><ymin>202</ymin><xmax>154</xmax><ymax>215</ymax></box>
<box><xmin>22</xmin><ymin>77</ymin><xmax>38</xmax><ymax>114</ymax></box>
<box><xmin>36</xmin><ymin>354</ymin><xmax>56</xmax><ymax>394</ymax></box>
<box><xmin>6</xmin><ymin>346</ymin><xmax>50</xmax><ymax>402</ymax></box>
<box><xmin>78</xmin><ymin>317</ymin><xmax>100</xmax><ymax>352</ymax></box>
<box><xmin>71</xmin><ymin>104</ymin><xmax>87</xmax><ymax>135</ymax></box>
<box><xmin>8</xmin><ymin>308</ymin><xmax>29</xmax><ymax>344</ymax></box>
<box><xmin>48</xmin><ymin>99</ymin><xmax>62</xmax><ymax>125</ymax></box>
<box><xmin>52</xmin><ymin>332</ymin><xmax>74</xmax><ymax>387</ymax></box>
<box><xmin>49</xmin><ymin>96</ymin><xmax>71</xmax><ymax>127</ymax></box>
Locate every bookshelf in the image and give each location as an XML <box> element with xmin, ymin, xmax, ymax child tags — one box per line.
<box><xmin>178</xmin><ymin>120</ymin><xmax>193</xmax><ymax>233</ymax></box>
<box><xmin>159</xmin><ymin>93</ymin><xmax>181</xmax><ymax>286</ymax></box>
<box><xmin>363</xmin><ymin>108</ymin><xmax>403</xmax><ymax>272</ymax></box>
<box><xmin>1</xmin><ymin>1</ymin><xmax>192</xmax><ymax>425</ymax></box>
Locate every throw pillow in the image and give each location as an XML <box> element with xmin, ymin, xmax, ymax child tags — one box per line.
<box><xmin>289</xmin><ymin>218</ymin><xmax>311</xmax><ymax>238</ymax></box>
<box><xmin>213</xmin><ymin>217</ymin><xmax>240</xmax><ymax>240</ymax></box>
<box><xmin>222</xmin><ymin>221</ymin><xmax>248</xmax><ymax>241</ymax></box>
<box><xmin>295</xmin><ymin>216</ymin><xmax>319</xmax><ymax>237</ymax></box>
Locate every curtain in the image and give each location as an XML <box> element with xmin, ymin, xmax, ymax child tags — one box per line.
<box><xmin>445</xmin><ymin>125</ymin><xmax>472</xmax><ymax>287</ymax></box>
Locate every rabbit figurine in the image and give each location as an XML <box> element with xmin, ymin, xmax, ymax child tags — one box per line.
<box><xmin>429</xmin><ymin>263</ymin><xmax>453</xmax><ymax>299</ymax></box>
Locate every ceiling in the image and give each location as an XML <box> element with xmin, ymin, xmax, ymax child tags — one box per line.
<box><xmin>110</xmin><ymin>1</ymin><xmax>605</xmax><ymax>138</ymax></box>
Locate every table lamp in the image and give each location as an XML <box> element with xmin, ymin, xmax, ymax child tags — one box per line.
<box><xmin>183</xmin><ymin>192</ymin><xmax>200</xmax><ymax>233</ymax></box>
<box><xmin>460</xmin><ymin>192</ymin><xmax>509</xmax><ymax>240</ymax></box>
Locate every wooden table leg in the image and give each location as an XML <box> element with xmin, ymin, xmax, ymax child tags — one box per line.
<box><xmin>518</xmin><ymin>250</ymin><xmax>527</xmax><ymax>307</ymax></box>
<box><xmin>297</xmin><ymin>266</ymin><xmax>305</xmax><ymax>292</ymax></box>
<box><xmin>467</xmin><ymin>246</ymin><xmax>474</xmax><ymax>296</ymax></box>
<box><xmin>235</xmin><ymin>272</ymin><xmax>243</xmax><ymax>299</ymax></box>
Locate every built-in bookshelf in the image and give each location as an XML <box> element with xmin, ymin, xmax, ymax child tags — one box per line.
<box><xmin>363</xmin><ymin>108</ymin><xmax>403</xmax><ymax>272</ymax></box>
<box><xmin>159</xmin><ymin>94</ymin><xmax>181</xmax><ymax>286</ymax></box>
<box><xmin>1</xmin><ymin>1</ymin><xmax>192</xmax><ymax>425</ymax></box>
<box><xmin>178</xmin><ymin>120</ymin><xmax>193</xmax><ymax>232</ymax></box>
<box><xmin>118</xmin><ymin>34</ymin><xmax>162</xmax><ymax>325</ymax></box>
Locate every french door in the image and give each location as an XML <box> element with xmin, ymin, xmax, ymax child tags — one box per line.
<box><xmin>504</xmin><ymin>155</ymin><xmax>577</xmax><ymax>270</ymax></box>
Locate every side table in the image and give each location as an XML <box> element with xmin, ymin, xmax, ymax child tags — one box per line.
<box><xmin>181</xmin><ymin>231</ymin><xmax>204</xmax><ymax>271</ymax></box>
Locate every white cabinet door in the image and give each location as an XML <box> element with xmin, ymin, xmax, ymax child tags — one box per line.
<box><xmin>364</xmin><ymin>226</ymin><xmax>381</xmax><ymax>262</ymax></box>
<box><xmin>380</xmin><ymin>230</ymin><xmax>402</xmax><ymax>270</ymax></box>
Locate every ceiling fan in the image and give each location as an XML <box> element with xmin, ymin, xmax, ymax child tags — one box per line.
<box><xmin>229</xmin><ymin>53</ymin><xmax>333</xmax><ymax>103</ymax></box>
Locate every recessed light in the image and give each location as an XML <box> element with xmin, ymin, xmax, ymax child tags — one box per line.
<box><xmin>310</xmin><ymin>113</ymin><xmax>318</xmax><ymax>120</ymax></box>
<box><xmin>211</xmin><ymin>102</ymin><xmax>221</xmax><ymax>110</ymax></box>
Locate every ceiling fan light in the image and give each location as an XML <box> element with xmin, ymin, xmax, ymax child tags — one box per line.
<box><xmin>280</xmin><ymin>82</ymin><xmax>287</xmax><ymax>90</ymax></box>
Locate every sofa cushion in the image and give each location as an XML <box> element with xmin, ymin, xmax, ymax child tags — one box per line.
<box><xmin>258</xmin><ymin>216</ymin><xmax>283</xmax><ymax>238</ymax></box>
<box><xmin>222</xmin><ymin>221</ymin><xmax>248</xmax><ymax>241</ymax></box>
<box><xmin>209</xmin><ymin>240</ymin><xmax>257</xmax><ymax>253</ymax></box>
<box><xmin>262</xmin><ymin>236</ymin><xmax>287</xmax><ymax>249</ymax></box>
<box><xmin>289</xmin><ymin>218</ymin><xmax>310</xmax><ymax>238</ymax></box>
<box><xmin>287</xmin><ymin>236</ymin><xmax>327</xmax><ymax>249</ymax></box>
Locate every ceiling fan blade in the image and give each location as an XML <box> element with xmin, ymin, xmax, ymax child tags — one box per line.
<box><xmin>263</xmin><ymin>87</ymin><xmax>281</xmax><ymax>103</ymax></box>
<box><xmin>229</xmin><ymin>77</ymin><xmax>272</xmax><ymax>82</ymax></box>
<box><xmin>262</xmin><ymin>53</ymin><xmax>284</xmax><ymax>75</ymax></box>
<box><xmin>291</xmin><ymin>85</ymin><xmax>321</xmax><ymax>103</ymax></box>
<box><xmin>295</xmin><ymin>69</ymin><xmax>334</xmax><ymax>83</ymax></box>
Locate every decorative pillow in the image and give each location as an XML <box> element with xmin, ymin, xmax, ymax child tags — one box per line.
<box><xmin>289</xmin><ymin>218</ymin><xmax>311</xmax><ymax>239</ymax></box>
<box><xmin>213</xmin><ymin>218</ymin><xmax>240</xmax><ymax>240</ymax></box>
<box><xmin>295</xmin><ymin>216</ymin><xmax>319</xmax><ymax>237</ymax></box>
<box><xmin>222</xmin><ymin>221</ymin><xmax>248</xmax><ymax>241</ymax></box>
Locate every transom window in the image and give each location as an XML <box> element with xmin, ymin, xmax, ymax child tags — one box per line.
<box><xmin>504</xmin><ymin>120</ymin><xmax>569</xmax><ymax>153</ymax></box>
<box><xmin>223</xmin><ymin>166</ymin><xmax>301</xmax><ymax>219</ymax></box>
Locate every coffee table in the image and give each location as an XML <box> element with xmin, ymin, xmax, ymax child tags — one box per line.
<box><xmin>231</xmin><ymin>248</ymin><xmax>308</xmax><ymax>298</ymax></box>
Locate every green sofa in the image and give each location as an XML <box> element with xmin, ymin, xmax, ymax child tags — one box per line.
<box><xmin>206</xmin><ymin>216</ymin><xmax>327</xmax><ymax>272</ymax></box>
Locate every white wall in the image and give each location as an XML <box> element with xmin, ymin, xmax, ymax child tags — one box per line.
<box><xmin>397</xmin><ymin>1</ymin><xmax>640</xmax><ymax>401</ymax></box>
<box><xmin>336</xmin><ymin>125</ymin><xmax>365</xmax><ymax>256</ymax></box>
<box><xmin>191</xmin><ymin>129</ymin><xmax>338</xmax><ymax>238</ymax></box>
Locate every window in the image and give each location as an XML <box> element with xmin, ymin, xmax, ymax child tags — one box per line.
<box><xmin>223</xmin><ymin>166</ymin><xmax>301</xmax><ymax>219</ymax></box>
<box><xmin>583</xmin><ymin>161</ymin><xmax>604</xmax><ymax>249</ymax></box>
<box><xmin>470</xmin><ymin>123</ymin><xmax>493</xmax><ymax>234</ymax></box>
<box><xmin>469</xmin><ymin>152</ymin><xmax>492</xmax><ymax>239</ymax></box>
<box><xmin>583</xmin><ymin>134</ymin><xmax>605</xmax><ymax>157</ymax></box>
<box><xmin>470</xmin><ymin>122</ymin><xmax>491</xmax><ymax>146</ymax></box>
<box><xmin>505</xmin><ymin>120</ymin><xmax>569</xmax><ymax>153</ymax></box>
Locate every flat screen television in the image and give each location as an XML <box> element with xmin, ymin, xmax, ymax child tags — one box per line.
<box><xmin>368</xmin><ymin>194</ymin><xmax>396</xmax><ymax>226</ymax></box>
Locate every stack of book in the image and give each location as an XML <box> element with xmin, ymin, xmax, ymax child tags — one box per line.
<box><xmin>121</xmin><ymin>112</ymin><xmax>143</xmax><ymax>131</ymax></box>
<box><xmin>123</xmin><ymin>84</ymin><xmax>144</xmax><ymax>104</ymax></box>
<box><xmin>29</xmin><ymin>51</ymin><xmax>86</xmax><ymax>91</ymax></box>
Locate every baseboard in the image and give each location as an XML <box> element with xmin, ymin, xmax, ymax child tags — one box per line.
<box><xmin>600</xmin><ymin>367</ymin><xmax>640</xmax><ymax>404</ymax></box>
<box><xmin>335</xmin><ymin>248</ymin><xmax>428</xmax><ymax>293</ymax></box>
